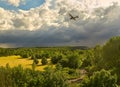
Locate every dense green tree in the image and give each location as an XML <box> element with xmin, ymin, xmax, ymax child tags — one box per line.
<box><xmin>0</xmin><ymin>64</ymin><xmax>69</xmax><ymax>87</ymax></box>
<box><xmin>101</xmin><ymin>36</ymin><xmax>120</xmax><ymax>84</ymax></box>
<box><xmin>68</xmin><ymin>54</ymin><xmax>82</xmax><ymax>69</ymax></box>
<box><xmin>43</xmin><ymin>66</ymin><xmax>68</xmax><ymax>87</ymax></box>
<box><xmin>41</xmin><ymin>57</ymin><xmax>48</xmax><ymax>65</ymax></box>
<box><xmin>51</xmin><ymin>55</ymin><xmax>62</xmax><ymax>64</ymax></box>
<box><xmin>102</xmin><ymin>36</ymin><xmax>120</xmax><ymax>69</ymax></box>
<box><xmin>20</xmin><ymin>53</ymin><xmax>29</xmax><ymax>58</ymax></box>
<box><xmin>0</xmin><ymin>64</ymin><xmax>13</xmax><ymax>87</ymax></box>
<box><xmin>33</xmin><ymin>58</ymin><xmax>39</xmax><ymax>65</ymax></box>
<box><xmin>80</xmin><ymin>69</ymin><xmax>118</xmax><ymax>87</ymax></box>
<box><xmin>31</xmin><ymin>55</ymin><xmax>36</xmax><ymax>59</ymax></box>
<box><xmin>55</xmin><ymin>63</ymin><xmax>62</xmax><ymax>71</ymax></box>
<box><xmin>81</xmin><ymin>50</ymin><xmax>93</xmax><ymax>68</ymax></box>
<box><xmin>59</xmin><ymin>58</ymin><xmax>69</xmax><ymax>67</ymax></box>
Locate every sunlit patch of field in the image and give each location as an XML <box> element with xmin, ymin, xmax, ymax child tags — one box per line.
<box><xmin>0</xmin><ymin>56</ymin><xmax>51</xmax><ymax>71</ymax></box>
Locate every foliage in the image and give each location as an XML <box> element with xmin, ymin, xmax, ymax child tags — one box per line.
<box><xmin>0</xmin><ymin>64</ymin><xmax>69</xmax><ymax>87</ymax></box>
<box><xmin>93</xmin><ymin>45</ymin><xmax>102</xmax><ymax>68</ymax></box>
<box><xmin>59</xmin><ymin>58</ymin><xmax>69</xmax><ymax>67</ymax></box>
<box><xmin>102</xmin><ymin>36</ymin><xmax>120</xmax><ymax>69</ymax></box>
<box><xmin>51</xmin><ymin>55</ymin><xmax>62</xmax><ymax>64</ymax></box>
<box><xmin>67</xmin><ymin>54</ymin><xmax>82</xmax><ymax>69</ymax></box>
<box><xmin>20</xmin><ymin>53</ymin><xmax>29</xmax><ymax>58</ymax></box>
<box><xmin>81</xmin><ymin>50</ymin><xmax>93</xmax><ymax>68</ymax></box>
<box><xmin>0</xmin><ymin>37</ymin><xmax>120</xmax><ymax>86</ymax></box>
<box><xmin>43</xmin><ymin>66</ymin><xmax>68</xmax><ymax>87</ymax></box>
<box><xmin>41</xmin><ymin>57</ymin><xmax>48</xmax><ymax>65</ymax></box>
<box><xmin>101</xmin><ymin>36</ymin><xmax>120</xmax><ymax>84</ymax></box>
<box><xmin>80</xmin><ymin>69</ymin><xmax>118</xmax><ymax>87</ymax></box>
<box><xmin>59</xmin><ymin>53</ymin><xmax>83</xmax><ymax>69</ymax></box>
<box><xmin>87</xmin><ymin>36</ymin><xmax>120</xmax><ymax>84</ymax></box>
<box><xmin>0</xmin><ymin>64</ymin><xmax>12</xmax><ymax>87</ymax></box>
<box><xmin>33</xmin><ymin>58</ymin><xmax>39</xmax><ymax>65</ymax></box>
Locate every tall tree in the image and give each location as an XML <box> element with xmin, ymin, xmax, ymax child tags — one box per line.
<box><xmin>101</xmin><ymin>36</ymin><xmax>120</xmax><ymax>83</ymax></box>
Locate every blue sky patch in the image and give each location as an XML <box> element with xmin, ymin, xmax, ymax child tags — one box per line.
<box><xmin>18</xmin><ymin>0</ymin><xmax>45</xmax><ymax>10</ymax></box>
<box><xmin>0</xmin><ymin>0</ymin><xmax>45</xmax><ymax>10</ymax></box>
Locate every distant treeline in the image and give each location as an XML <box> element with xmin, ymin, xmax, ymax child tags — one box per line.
<box><xmin>0</xmin><ymin>46</ymin><xmax>88</xmax><ymax>58</ymax></box>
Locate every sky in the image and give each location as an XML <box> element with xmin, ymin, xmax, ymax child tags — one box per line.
<box><xmin>0</xmin><ymin>0</ymin><xmax>120</xmax><ymax>48</ymax></box>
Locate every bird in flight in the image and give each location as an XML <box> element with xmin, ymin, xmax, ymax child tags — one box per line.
<box><xmin>69</xmin><ymin>13</ymin><xmax>79</xmax><ymax>20</ymax></box>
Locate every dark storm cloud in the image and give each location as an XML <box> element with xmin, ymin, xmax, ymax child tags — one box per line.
<box><xmin>0</xmin><ymin>27</ymin><xmax>89</xmax><ymax>47</ymax></box>
<box><xmin>0</xmin><ymin>2</ymin><xmax>120</xmax><ymax>47</ymax></box>
<box><xmin>0</xmin><ymin>17</ymin><xmax>119</xmax><ymax>47</ymax></box>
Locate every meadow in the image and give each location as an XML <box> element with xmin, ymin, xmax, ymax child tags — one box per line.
<box><xmin>0</xmin><ymin>56</ymin><xmax>50</xmax><ymax>71</ymax></box>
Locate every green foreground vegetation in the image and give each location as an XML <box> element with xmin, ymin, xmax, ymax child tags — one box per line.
<box><xmin>0</xmin><ymin>36</ymin><xmax>120</xmax><ymax>87</ymax></box>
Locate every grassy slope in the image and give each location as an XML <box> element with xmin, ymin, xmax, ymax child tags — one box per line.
<box><xmin>0</xmin><ymin>56</ymin><xmax>50</xmax><ymax>71</ymax></box>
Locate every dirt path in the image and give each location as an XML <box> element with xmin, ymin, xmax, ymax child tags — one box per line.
<box><xmin>68</xmin><ymin>69</ymin><xmax>87</xmax><ymax>83</ymax></box>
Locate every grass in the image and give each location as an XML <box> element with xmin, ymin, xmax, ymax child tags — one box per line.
<box><xmin>0</xmin><ymin>56</ymin><xmax>51</xmax><ymax>71</ymax></box>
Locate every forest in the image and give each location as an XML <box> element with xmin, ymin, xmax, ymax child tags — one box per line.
<box><xmin>0</xmin><ymin>36</ymin><xmax>120</xmax><ymax>87</ymax></box>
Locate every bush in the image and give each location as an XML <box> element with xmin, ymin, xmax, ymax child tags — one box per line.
<box><xmin>41</xmin><ymin>57</ymin><xmax>48</xmax><ymax>65</ymax></box>
<box><xmin>20</xmin><ymin>53</ymin><xmax>29</xmax><ymax>58</ymax></box>
<box><xmin>43</xmin><ymin>66</ymin><xmax>69</xmax><ymax>87</ymax></box>
<box><xmin>59</xmin><ymin>58</ymin><xmax>69</xmax><ymax>67</ymax></box>
<box><xmin>67</xmin><ymin>54</ymin><xmax>82</xmax><ymax>69</ymax></box>
<box><xmin>51</xmin><ymin>55</ymin><xmax>62</xmax><ymax>64</ymax></box>
<box><xmin>0</xmin><ymin>64</ymin><xmax>69</xmax><ymax>87</ymax></box>
<box><xmin>33</xmin><ymin>58</ymin><xmax>39</xmax><ymax>65</ymax></box>
<box><xmin>80</xmin><ymin>69</ymin><xmax>118</xmax><ymax>87</ymax></box>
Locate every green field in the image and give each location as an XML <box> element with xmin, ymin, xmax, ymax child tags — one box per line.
<box><xmin>0</xmin><ymin>56</ymin><xmax>50</xmax><ymax>71</ymax></box>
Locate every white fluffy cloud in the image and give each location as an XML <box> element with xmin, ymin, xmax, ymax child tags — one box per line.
<box><xmin>0</xmin><ymin>0</ymin><xmax>120</xmax><ymax>30</ymax></box>
<box><xmin>1</xmin><ymin>0</ymin><xmax>25</xmax><ymax>7</ymax></box>
<box><xmin>0</xmin><ymin>8</ymin><xmax>14</xmax><ymax>30</ymax></box>
<box><xmin>8</xmin><ymin>0</ymin><xmax>25</xmax><ymax>7</ymax></box>
<box><xmin>0</xmin><ymin>0</ymin><xmax>120</xmax><ymax>47</ymax></box>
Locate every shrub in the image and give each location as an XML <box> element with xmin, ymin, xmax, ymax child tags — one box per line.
<box><xmin>80</xmin><ymin>69</ymin><xmax>118</xmax><ymax>87</ymax></box>
<box><xmin>51</xmin><ymin>55</ymin><xmax>62</xmax><ymax>64</ymax></box>
<box><xmin>33</xmin><ymin>58</ymin><xmax>39</xmax><ymax>65</ymax></box>
<box><xmin>41</xmin><ymin>57</ymin><xmax>48</xmax><ymax>65</ymax></box>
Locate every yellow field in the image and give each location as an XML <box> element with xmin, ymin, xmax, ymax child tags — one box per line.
<box><xmin>0</xmin><ymin>56</ymin><xmax>51</xmax><ymax>71</ymax></box>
